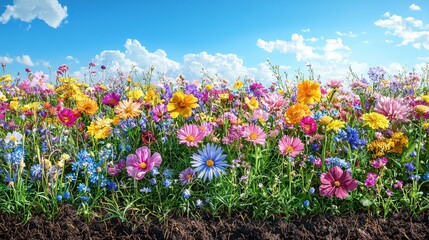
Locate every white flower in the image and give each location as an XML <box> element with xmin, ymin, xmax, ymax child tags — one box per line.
<box><xmin>4</xmin><ymin>131</ymin><xmax>23</xmax><ymax>145</ymax></box>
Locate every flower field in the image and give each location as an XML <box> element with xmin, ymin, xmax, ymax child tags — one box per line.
<box><xmin>1</xmin><ymin>61</ymin><xmax>429</xmax><ymax>224</ymax></box>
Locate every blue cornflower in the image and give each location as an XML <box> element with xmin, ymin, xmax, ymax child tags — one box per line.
<box><xmin>182</xmin><ymin>189</ymin><xmax>191</xmax><ymax>199</ymax></box>
<box><xmin>196</xmin><ymin>199</ymin><xmax>203</xmax><ymax>207</ymax></box>
<box><xmin>56</xmin><ymin>195</ymin><xmax>63</xmax><ymax>201</ymax></box>
<box><xmin>140</xmin><ymin>187</ymin><xmax>152</xmax><ymax>193</ymax></box>
<box><xmin>190</xmin><ymin>143</ymin><xmax>229</xmax><ymax>182</ymax></box>
<box><xmin>77</xmin><ymin>183</ymin><xmax>90</xmax><ymax>193</ymax></box>
<box><xmin>30</xmin><ymin>164</ymin><xmax>43</xmax><ymax>181</ymax></box>
<box><xmin>308</xmin><ymin>187</ymin><xmax>315</xmax><ymax>195</ymax></box>
<box><xmin>106</xmin><ymin>181</ymin><xmax>118</xmax><ymax>192</ymax></box>
<box><xmin>63</xmin><ymin>191</ymin><xmax>71</xmax><ymax>200</ymax></box>
<box><xmin>80</xmin><ymin>196</ymin><xmax>90</xmax><ymax>202</ymax></box>
<box><xmin>163</xmin><ymin>179</ymin><xmax>172</xmax><ymax>188</ymax></box>
<box><xmin>303</xmin><ymin>200</ymin><xmax>310</xmax><ymax>207</ymax></box>
<box><xmin>422</xmin><ymin>172</ymin><xmax>429</xmax><ymax>181</ymax></box>
<box><xmin>405</xmin><ymin>162</ymin><xmax>416</xmax><ymax>172</ymax></box>
<box><xmin>326</xmin><ymin>157</ymin><xmax>351</xmax><ymax>170</ymax></box>
<box><xmin>163</xmin><ymin>169</ymin><xmax>173</xmax><ymax>178</ymax></box>
<box><xmin>149</xmin><ymin>178</ymin><xmax>157</xmax><ymax>185</ymax></box>
<box><xmin>151</xmin><ymin>167</ymin><xmax>160</xmax><ymax>175</ymax></box>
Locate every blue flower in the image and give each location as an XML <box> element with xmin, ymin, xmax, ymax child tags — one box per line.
<box><xmin>405</xmin><ymin>162</ymin><xmax>416</xmax><ymax>172</ymax></box>
<box><xmin>308</xmin><ymin>187</ymin><xmax>315</xmax><ymax>195</ymax></box>
<box><xmin>30</xmin><ymin>164</ymin><xmax>42</xmax><ymax>181</ymax></box>
<box><xmin>56</xmin><ymin>195</ymin><xmax>63</xmax><ymax>201</ymax></box>
<box><xmin>182</xmin><ymin>189</ymin><xmax>191</xmax><ymax>199</ymax></box>
<box><xmin>149</xmin><ymin>178</ymin><xmax>157</xmax><ymax>185</ymax></box>
<box><xmin>140</xmin><ymin>187</ymin><xmax>152</xmax><ymax>193</ymax></box>
<box><xmin>303</xmin><ymin>200</ymin><xmax>310</xmax><ymax>207</ymax></box>
<box><xmin>77</xmin><ymin>183</ymin><xmax>90</xmax><ymax>193</ymax></box>
<box><xmin>163</xmin><ymin>169</ymin><xmax>173</xmax><ymax>178</ymax></box>
<box><xmin>163</xmin><ymin>179</ymin><xmax>172</xmax><ymax>188</ymax></box>
<box><xmin>106</xmin><ymin>181</ymin><xmax>118</xmax><ymax>192</ymax></box>
<box><xmin>80</xmin><ymin>196</ymin><xmax>90</xmax><ymax>202</ymax></box>
<box><xmin>63</xmin><ymin>191</ymin><xmax>71</xmax><ymax>200</ymax></box>
<box><xmin>196</xmin><ymin>199</ymin><xmax>203</xmax><ymax>207</ymax></box>
<box><xmin>190</xmin><ymin>143</ymin><xmax>229</xmax><ymax>182</ymax></box>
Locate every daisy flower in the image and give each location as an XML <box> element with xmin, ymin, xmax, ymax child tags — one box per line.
<box><xmin>114</xmin><ymin>99</ymin><xmax>143</xmax><ymax>119</ymax></box>
<box><xmin>242</xmin><ymin>123</ymin><xmax>266</xmax><ymax>146</ymax></box>
<box><xmin>191</xmin><ymin>143</ymin><xmax>229</xmax><ymax>182</ymax></box>
<box><xmin>177</xmin><ymin>124</ymin><xmax>205</xmax><ymax>147</ymax></box>
<box><xmin>4</xmin><ymin>131</ymin><xmax>23</xmax><ymax>145</ymax></box>
<box><xmin>278</xmin><ymin>136</ymin><xmax>304</xmax><ymax>158</ymax></box>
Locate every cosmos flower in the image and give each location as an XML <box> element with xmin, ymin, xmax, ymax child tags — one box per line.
<box><xmin>126</xmin><ymin>146</ymin><xmax>162</xmax><ymax>180</ymax></box>
<box><xmin>319</xmin><ymin>166</ymin><xmax>357</xmax><ymax>200</ymax></box>
<box><xmin>297</xmin><ymin>80</ymin><xmax>321</xmax><ymax>105</ymax></box>
<box><xmin>114</xmin><ymin>99</ymin><xmax>143</xmax><ymax>119</ymax></box>
<box><xmin>242</xmin><ymin>123</ymin><xmax>266</xmax><ymax>146</ymax></box>
<box><xmin>190</xmin><ymin>143</ymin><xmax>229</xmax><ymax>182</ymax></box>
<box><xmin>177</xmin><ymin>124</ymin><xmax>205</xmax><ymax>147</ymax></box>
<box><xmin>278</xmin><ymin>136</ymin><xmax>304</xmax><ymax>158</ymax></box>
<box><xmin>167</xmin><ymin>91</ymin><xmax>199</xmax><ymax>119</ymax></box>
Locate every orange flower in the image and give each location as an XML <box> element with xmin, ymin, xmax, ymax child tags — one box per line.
<box><xmin>114</xmin><ymin>99</ymin><xmax>143</xmax><ymax>119</ymax></box>
<box><xmin>167</xmin><ymin>91</ymin><xmax>199</xmax><ymax>118</ymax></box>
<box><xmin>77</xmin><ymin>97</ymin><xmax>98</xmax><ymax>116</ymax></box>
<box><xmin>297</xmin><ymin>80</ymin><xmax>321</xmax><ymax>105</ymax></box>
<box><xmin>285</xmin><ymin>103</ymin><xmax>312</xmax><ymax>125</ymax></box>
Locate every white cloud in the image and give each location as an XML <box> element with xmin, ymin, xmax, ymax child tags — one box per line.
<box><xmin>409</xmin><ymin>3</ymin><xmax>421</xmax><ymax>11</ymax></box>
<box><xmin>66</xmin><ymin>55</ymin><xmax>80</xmax><ymax>64</ymax></box>
<box><xmin>375</xmin><ymin>13</ymin><xmax>429</xmax><ymax>49</ymax></box>
<box><xmin>0</xmin><ymin>56</ymin><xmax>13</xmax><ymax>64</ymax></box>
<box><xmin>0</xmin><ymin>0</ymin><xmax>67</xmax><ymax>28</ymax></box>
<box><xmin>301</xmin><ymin>28</ymin><xmax>310</xmax><ymax>32</ymax></box>
<box><xmin>335</xmin><ymin>31</ymin><xmax>357</xmax><ymax>38</ymax></box>
<box><xmin>16</xmin><ymin>55</ymin><xmax>34</xmax><ymax>66</ymax></box>
<box><xmin>362</xmin><ymin>40</ymin><xmax>370</xmax><ymax>44</ymax></box>
<box><xmin>385</xmin><ymin>39</ymin><xmax>394</xmax><ymax>43</ymax></box>
<box><xmin>306</xmin><ymin>37</ymin><xmax>319</xmax><ymax>42</ymax></box>
<box><xmin>418</xmin><ymin>57</ymin><xmax>429</xmax><ymax>62</ymax></box>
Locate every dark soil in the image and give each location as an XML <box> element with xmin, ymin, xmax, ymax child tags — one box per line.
<box><xmin>1</xmin><ymin>205</ymin><xmax>429</xmax><ymax>239</ymax></box>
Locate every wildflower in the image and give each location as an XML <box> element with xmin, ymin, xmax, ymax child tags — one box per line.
<box><xmin>106</xmin><ymin>181</ymin><xmax>118</xmax><ymax>192</ymax></box>
<box><xmin>30</xmin><ymin>164</ymin><xmax>42</xmax><ymax>181</ymax></box>
<box><xmin>163</xmin><ymin>179</ymin><xmax>172</xmax><ymax>188</ymax></box>
<box><xmin>285</xmin><ymin>103</ymin><xmax>312</xmax><ymax>125</ymax></box>
<box><xmin>319</xmin><ymin>115</ymin><xmax>333</xmax><ymax>125</ymax></box>
<box><xmin>56</xmin><ymin>195</ymin><xmax>63</xmax><ymax>201</ymax></box>
<box><xmin>102</xmin><ymin>92</ymin><xmax>121</xmax><ymax>107</ymax></box>
<box><xmin>63</xmin><ymin>191</ymin><xmax>71</xmax><ymax>200</ymax></box>
<box><xmin>303</xmin><ymin>200</ymin><xmax>310</xmax><ymax>207</ymax></box>
<box><xmin>149</xmin><ymin>178</ymin><xmax>157</xmax><ymax>185</ymax></box>
<box><xmin>76</xmin><ymin>97</ymin><xmax>99</xmax><ymax>116</ymax></box>
<box><xmin>126</xmin><ymin>146</ymin><xmax>162</xmax><ymax>180</ymax></box>
<box><xmin>278</xmin><ymin>136</ymin><xmax>304</xmax><ymax>158</ymax></box>
<box><xmin>242</xmin><ymin>123</ymin><xmax>266</xmax><ymax>146</ymax></box>
<box><xmin>371</xmin><ymin>157</ymin><xmax>388</xmax><ymax>169</ymax></box>
<box><xmin>77</xmin><ymin>183</ymin><xmax>90</xmax><ymax>193</ymax></box>
<box><xmin>163</xmin><ymin>169</ymin><xmax>173</xmax><ymax>178</ymax></box>
<box><xmin>393</xmin><ymin>180</ymin><xmax>403</xmax><ymax>189</ymax></box>
<box><xmin>319</xmin><ymin>166</ymin><xmax>357</xmax><ymax>199</ymax></box>
<box><xmin>326</xmin><ymin>120</ymin><xmax>345</xmax><ymax>133</ymax></box>
<box><xmin>245</xmin><ymin>97</ymin><xmax>259</xmax><ymax>111</ymax></box>
<box><xmin>177</xmin><ymin>124</ymin><xmax>205</xmax><ymax>147</ymax></box>
<box><xmin>300</xmin><ymin>116</ymin><xmax>317</xmax><ymax>135</ymax></box>
<box><xmin>4</xmin><ymin>131</ymin><xmax>23</xmax><ymax>145</ymax></box>
<box><xmin>182</xmin><ymin>189</ymin><xmax>191</xmax><ymax>199</ymax></box>
<box><xmin>141</xmin><ymin>130</ymin><xmax>157</xmax><ymax>145</ymax></box>
<box><xmin>261</xmin><ymin>92</ymin><xmax>287</xmax><ymax>113</ymax></box>
<box><xmin>374</xmin><ymin>96</ymin><xmax>411</xmax><ymax>123</ymax></box>
<box><xmin>179</xmin><ymin>168</ymin><xmax>195</xmax><ymax>185</ymax></box>
<box><xmin>87</xmin><ymin>117</ymin><xmax>112</xmax><ymax>139</ymax></box>
<box><xmin>114</xmin><ymin>99</ymin><xmax>143</xmax><ymax>119</ymax></box>
<box><xmin>233</xmin><ymin>79</ymin><xmax>243</xmax><ymax>89</ymax></box>
<box><xmin>414</xmin><ymin>105</ymin><xmax>429</xmax><ymax>114</ymax></box>
<box><xmin>190</xmin><ymin>143</ymin><xmax>229</xmax><ymax>182</ymax></box>
<box><xmin>364</xmin><ymin>172</ymin><xmax>378</xmax><ymax>188</ymax></box>
<box><xmin>196</xmin><ymin>199</ymin><xmax>203</xmax><ymax>207</ymax></box>
<box><xmin>297</xmin><ymin>80</ymin><xmax>321</xmax><ymax>104</ymax></box>
<box><xmin>404</xmin><ymin>162</ymin><xmax>416</xmax><ymax>172</ymax></box>
<box><xmin>140</xmin><ymin>187</ymin><xmax>152</xmax><ymax>193</ymax></box>
<box><xmin>58</xmin><ymin>108</ymin><xmax>78</xmax><ymax>127</ymax></box>
<box><xmin>334</xmin><ymin>126</ymin><xmax>366</xmax><ymax>150</ymax></box>
<box><xmin>308</xmin><ymin>187</ymin><xmax>315</xmax><ymax>195</ymax></box>
<box><xmin>151</xmin><ymin>104</ymin><xmax>169</xmax><ymax>122</ymax></box>
<box><xmin>361</xmin><ymin>112</ymin><xmax>389</xmax><ymax>130</ymax></box>
<box><xmin>167</xmin><ymin>91</ymin><xmax>199</xmax><ymax>118</ymax></box>
<box><xmin>126</xmin><ymin>89</ymin><xmax>144</xmax><ymax>100</ymax></box>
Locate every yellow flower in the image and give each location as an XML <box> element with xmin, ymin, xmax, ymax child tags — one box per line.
<box><xmin>421</xmin><ymin>95</ymin><xmax>429</xmax><ymax>104</ymax></box>
<box><xmin>205</xmin><ymin>84</ymin><xmax>213</xmax><ymax>90</ymax></box>
<box><xmin>99</xmin><ymin>84</ymin><xmax>107</xmax><ymax>90</ymax></box>
<box><xmin>144</xmin><ymin>89</ymin><xmax>160</xmax><ymax>104</ymax></box>
<box><xmin>219</xmin><ymin>93</ymin><xmax>230</xmax><ymax>100</ymax></box>
<box><xmin>319</xmin><ymin>116</ymin><xmax>333</xmax><ymax>125</ymax></box>
<box><xmin>0</xmin><ymin>92</ymin><xmax>7</xmax><ymax>101</ymax></box>
<box><xmin>167</xmin><ymin>91</ymin><xmax>199</xmax><ymax>118</ymax></box>
<box><xmin>127</xmin><ymin>76</ymin><xmax>132</xmax><ymax>83</ymax></box>
<box><xmin>423</xmin><ymin>123</ymin><xmax>429</xmax><ymax>128</ymax></box>
<box><xmin>326</xmin><ymin>120</ymin><xmax>345</xmax><ymax>132</ymax></box>
<box><xmin>414</xmin><ymin>105</ymin><xmax>429</xmax><ymax>114</ymax></box>
<box><xmin>284</xmin><ymin>103</ymin><xmax>312</xmax><ymax>125</ymax></box>
<box><xmin>87</xmin><ymin>117</ymin><xmax>113</xmax><ymax>139</ymax></box>
<box><xmin>297</xmin><ymin>80</ymin><xmax>321</xmax><ymax>105</ymax></box>
<box><xmin>390</xmin><ymin>132</ymin><xmax>408</xmax><ymax>154</ymax></box>
<box><xmin>114</xmin><ymin>99</ymin><xmax>143</xmax><ymax>119</ymax></box>
<box><xmin>9</xmin><ymin>101</ymin><xmax>19</xmax><ymax>111</ymax></box>
<box><xmin>233</xmin><ymin>80</ymin><xmax>243</xmax><ymax>90</ymax></box>
<box><xmin>112</xmin><ymin>115</ymin><xmax>122</xmax><ymax>125</ymax></box>
<box><xmin>127</xmin><ymin>89</ymin><xmax>144</xmax><ymax>100</ymax></box>
<box><xmin>361</xmin><ymin>112</ymin><xmax>389</xmax><ymax>130</ymax></box>
<box><xmin>0</xmin><ymin>74</ymin><xmax>12</xmax><ymax>82</ymax></box>
<box><xmin>245</xmin><ymin>97</ymin><xmax>259</xmax><ymax>111</ymax></box>
<box><xmin>77</xmin><ymin>97</ymin><xmax>99</xmax><ymax>116</ymax></box>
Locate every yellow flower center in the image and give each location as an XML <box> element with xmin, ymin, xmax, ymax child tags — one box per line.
<box><xmin>157</xmin><ymin>112</ymin><xmax>163</xmax><ymax>117</ymax></box>
<box><xmin>205</xmin><ymin>159</ymin><xmax>214</xmax><ymax>167</ymax></box>
<box><xmin>10</xmin><ymin>136</ymin><xmax>17</xmax><ymax>142</ymax></box>
<box><xmin>333</xmin><ymin>181</ymin><xmax>341</xmax><ymax>187</ymax></box>
<box><xmin>139</xmin><ymin>162</ymin><xmax>147</xmax><ymax>169</ymax></box>
<box><xmin>249</xmin><ymin>132</ymin><xmax>258</xmax><ymax>140</ymax></box>
<box><xmin>186</xmin><ymin>135</ymin><xmax>195</xmax><ymax>142</ymax></box>
<box><xmin>63</xmin><ymin>116</ymin><xmax>69</xmax><ymax>123</ymax></box>
<box><xmin>125</xmin><ymin>106</ymin><xmax>133</xmax><ymax>114</ymax></box>
<box><xmin>285</xmin><ymin>146</ymin><xmax>294</xmax><ymax>153</ymax></box>
<box><xmin>186</xmin><ymin>174</ymin><xmax>192</xmax><ymax>180</ymax></box>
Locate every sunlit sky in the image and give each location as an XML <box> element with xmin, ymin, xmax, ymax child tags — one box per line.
<box><xmin>1</xmin><ymin>0</ymin><xmax>429</xmax><ymax>84</ymax></box>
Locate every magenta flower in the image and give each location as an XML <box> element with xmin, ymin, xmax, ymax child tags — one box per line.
<box><xmin>278</xmin><ymin>135</ymin><xmax>304</xmax><ymax>158</ymax></box>
<box><xmin>242</xmin><ymin>123</ymin><xmax>266</xmax><ymax>146</ymax></box>
<box><xmin>374</xmin><ymin>96</ymin><xmax>411</xmax><ymax>123</ymax></box>
<box><xmin>319</xmin><ymin>166</ymin><xmax>357</xmax><ymax>199</ymax></box>
<box><xmin>151</xmin><ymin>104</ymin><xmax>170</xmax><ymax>122</ymax></box>
<box><xmin>126</xmin><ymin>147</ymin><xmax>162</xmax><ymax>180</ymax></box>
<box><xmin>371</xmin><ymin>157</ymin><xmax>388</xmax><ymax>169</ymax></box>
<box><xmin>102</xmin><ymin>92</ymin><xmax>121</xmax><ymax>107</ymax></box>
<box><xmin>177</xmin><ymin>124</ymin><xmax>205</xmax><ymax>147</ymax></box>
<box><xmin>58</xmin><ymin>108</ymin><xmax>78</xmax><ymax>127</ymax></box>
<box><xmin>364</xmin><ymin>172</ymin><xmax>378</xmax><ymax>188</ymax></box>
<box><xmin>299</xmin><ymin>116</ymin><xmax>317</xmax><ymax>135</ymax></box>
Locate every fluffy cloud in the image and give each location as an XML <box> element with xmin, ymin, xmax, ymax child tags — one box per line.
<box><xmin>374</xmin><ymin>12</ymin><xmax>429</xmax><ymax>49</ymax></box>
<box><xmin>66</xmin><ymin>55</ymin><xmax>79</xmax><ymax>64</ymax></box>
<box><xmin>0</xmin><ymin>56</ymin><xmax>13</xmax><ymax>64</ymax></box>
<box><xmin>335</xmin><ymin>31</ymin><xmax>357</xmax><ymax>38</ymax></box>
<box><xmin>16</xmin><ymin>55</ymin><xmax>34</xmax><ymax>66</ymax></box>
<box><xmin>0</xmin><ymin>0</ymin><xmax>67</xmax><ymax>28</ymax></box>
<box><xmin>409</xmin><ymin>3</ymin><xmax>421</xmax><ymax>11</ymax></box>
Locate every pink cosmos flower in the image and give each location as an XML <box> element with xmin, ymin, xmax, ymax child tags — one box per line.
<box><xmin>278</xmin><ymin>136</ymin><xmax>304</xmax><ymax>158</ymax></box>
<box><xmin>108</xmin><ymin>160</ymin><xmax>125</xmax><ymax>176</ymax></box>
<box><xmin>300</xmin><ymin>116</ymin><xmax>317</xmax><ymax>136</ymax></box>
<box><xmin>319</xmin><ymin>166</ymin><xmax>358</xmax><ymax>199</ymax></box>
<box><xmin>252</xmin><ymin>109</ymin><xmax>269</xmax><ymax>123</ymax></box>
<box><xmin>58</xmin><ymin>108</ymin><xmax>78</xmax><ymax>127</ymax></box>
<box><xmin>374</xmin><ymin>96</ymin><xmax>412</xmax><ymax>123</ymax></box>
<box><xmin>126</xmin><ymin>147</ymin><xmax>162</xmax><ymax>180</ymax></box>
<box><xmin>177</xmin><ymin>124</ymin><xmax>205</xmax><ymax>147</ymax></box>
<box><xmin>242</xmin><ymin>123</ymin><xmax>266</xmax><ymax>146</ymax></box>
<box><xmin>364</xmin><ymin>172</ymin><xmax>378</xmax><ymax>188</ymax></box>
<box><xmin>261</xmin><ymin>93</ymin><xmax>288</xmax><ymax>113</ymax></box>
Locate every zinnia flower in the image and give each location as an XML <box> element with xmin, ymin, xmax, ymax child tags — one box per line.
<box><xmin>126</xmin><ymin>146</ymin><xmax>162</xmax><ymax>180</ymax></box>
<box><xmin>190</xmin><ymin>143</ymin><xmax>229</xmax><ymax>182</ymax></box>
<box><xmin>177</xmin><ymin>124</ymin><xmax>205</xmax><ymax>147</ymax></box>
<box><xmin>114</xmin><ymin>99</ymin><xmax>143</xmax><ymax>119</ymax></box>
<box><xmin>319</xmin><ymin>166</ymin><xmax>357</xmax><ymax>199</ymax></box>
<box><xmin>242</xmin><ymin>123</ymin><xmax>266</xmax><ymax>146</ymax></box>
<box><xmin>167</xmin><ymin>91</ymin><xmax>199</xmax><ymax>118</ymax></box>
<box><xmin>285</xmin><ymin>103</ymin><xmax>312</xmax><ymax>125</ymax></box>
<box><xmin>77</xmin><ymin>97</ymin><xmax>99</xmax><ymax>116</ymax></box>
<box><xmin>300</xmin><ymin>116</ymin><xmax>317</xmax><ymax>135</ymax></box>
<box><xmin>297</xmin><ymin>80</ymin><xmax>321</xmax><ymax>105</ymax></box>
<box><xmin>261</xmin><ymin>92</ymin><xmax>288</xmax><ymax>113</ymax></box>
<box><xmin>102</xmin><ymin>92</ymin><xmax>121</xmax><ymax>107</ymax></box>
<box><xmin>361</xmin><ymin>112</ymin><xmax>389</xmax><ymax>130</ymax></box>
<box><xmin>58</xmin><ymin>108</ymin><xmax>78</xmax><ymax>127</ymax></box>
<box><xmin>278</xmin><ymin>136</ymin><xmax>304</xmax><ymax>158</ymax></box>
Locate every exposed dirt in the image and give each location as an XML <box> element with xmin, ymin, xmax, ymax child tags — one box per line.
<box><xmin>1</xmin><ymin>205</ymin><xmax>429</xmax><ymax>240</ymax></box>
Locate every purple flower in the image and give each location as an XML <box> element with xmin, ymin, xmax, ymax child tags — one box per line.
<box><xmin>364</xmin><ymin>172</ymin><xmax>378</xmax><ymax>188</ymax></box>
<box><xmin>179</xmin><ymin>168</ymin><xmax>195</xmax><ymax>185</ymax></box>
<box><xmin>126</xmin><ymin>147</ymin><xmax>162</xmax><ymax>180</ymax></box>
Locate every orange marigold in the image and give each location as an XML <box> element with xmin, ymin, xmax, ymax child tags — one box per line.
<box><xmin>285</xmin><ymin>103</ymin><xmax>312</xmax><ymax>125</ymax></box>
<box><xmin>297</xmin><ymin>80</ymin><xmax>321</xmax><ymax>105</ymax></box>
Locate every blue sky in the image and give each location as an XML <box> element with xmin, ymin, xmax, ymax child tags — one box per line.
<box><xmin>1</xmin><ymin>0</ymin><xmax>428</xmax><ymax>84</ymax></box>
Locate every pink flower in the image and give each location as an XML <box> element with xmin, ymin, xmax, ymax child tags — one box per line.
<box><xmin>242</xmin><ymin>123</ymin><xmax>266</xmax><ymax>146</ymax></box>
<box><xmin>252</xmin><ymin>109</ymin><xmax>269</xmax><ymax>123</ymax></box>
<box><xmin>177</xmin><ymin>124</ymin><xmax>205</xmax><ymax>147</ymax></box>
<box><xmin>151</xmin><ymin>104</ymin><xmax>170</xmax><ymax>122</ymax></box>
<box><xmin>58</xmin><ymin>108</ymin><xmax>78</xmax><ymax>127</ymax></box>
<box><xmin>126</xmin><ymin>147</ymin><xmax>162</xmax><ymax>180</ymax></box>
<box><xmin>319</xmin><ymin>166</ymin><xmax>357</xmax><ymax>199</ymax></box>
<box><xmin>278</xmin><ymin>136</ymin><xmax>304</xmax><ymax>158</ymax></box>
<box><xmin>261</xmin><ymin>93</ymin><xmax>288</xmax><ymax>113</ymax></box>
<box><xmin>393</xmin><ymin>180</ymin><xmax>403</xmax><ymax>189</ymax></box>
<box><xmin>374</xmin><ymin>96</ymin><xmax>412</xmax><ymax>123</ymax></box>
<box><xmin>299</xmin><ymin>116</ymin><xmax>317</xmax><ymax>136</ymax></box>
<box><xmin>108</xmin><ymin>160</ymin><xmax>125</xmax><ymax>176</ymax></box>
<box><xmin>102</xmin><ymin>92</ymin><xmax>121</xmax><ymax>107</ymax></box>
<box><xmin>371</xmin><ymin>157</ymin><xmax>388</xmax><ymax>169</ymax></box>
<box><xmin>364</xmin><ymin>172</ymin><xmax>378</xmax><ymax>188</ymax></box>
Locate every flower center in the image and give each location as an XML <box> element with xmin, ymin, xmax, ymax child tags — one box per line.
<box><xmin>304</xmin><ymin>125</ymin><xmax>310</xmax><ymax>131</ymax></box>
<box><xmin>63</xmin><ymin>116</ymin><xmax>69</xmax><ymax>123</ymax></box>
<box><xmin>333</xmin><ymin>181</ymin><xmax>341</xmax><ymax>187</ymax></box>
<box><xmin>9</xmin><ymin>136</ymin><xmax>17</xmax><ymax>142</ymax></box>
<box><xmin>125</xmin><ymin>106</ymin><xmax>133</xmax><ymax>114</ymax></box>
<box><xmin>285</xmin><ymin>146</ymin><xmax>294</xmax><ymax>153</ymax></box>
<box><xmin>178</xmin><ymin>101</ymin><xmax>187</xmax><ymax>108</ymax></box>
<box><xmin>186</xmin><ymin>135</ymin><xmax>195</xmax><ymax>142</ymax></box>
<box><xmin>185</xmin><ymin>174</ymin><xmax>192</xmax><ymax>180</ymax></box>
<box><xmin>157</xmin><ymin>112</ymin><xmax>163</xmax><ymax>117</ymax></box>
<box><xmin>249</xmin><ymin>132</ymin><xmax>258</xmax><ymax>140</ymax></box>
<box><xmin>205</xmin><ymin>159</ymin><xmax>214</xmax><ymax>167</ymax></box>
<box><xmin>139</xmin><ymin>162</ymin><xmax>147</xmax><ymax>169</ymax></box>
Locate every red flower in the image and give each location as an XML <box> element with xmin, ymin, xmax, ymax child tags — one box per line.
<box><xmin>141</xmin><ymin>130</ymin><xmax>157</xmax><ymax>145</ymax></box>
